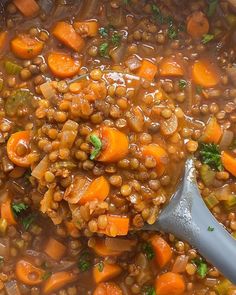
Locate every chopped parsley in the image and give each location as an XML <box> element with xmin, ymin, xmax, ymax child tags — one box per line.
<box><xmin>99</xmin><ymin>42</ymin><xmax>109</xmax><ymax>58</ymax></box>
<box><xmin>142</xmin><ymin>285</ymin><xmax>156</xmax><ymax>295</ymax></box>
<box><xmin>22</xmin><ymin>214</ymin><xmax>35</xmax><ymax>231</ymax></box>
<box><xmin>208</xmin><ymin>226</ymin><xmax>214</xmax><ymax>232</ymax></box>
<box><xmin>99</xmin><ymin>27</ymin><xmax>109</xmax><ymax>37</ymax></box>
<box><xmin>192</xmin><ymin>258</ymin><xmax>208</xmax><ymax>278</ymax></box>
<box><xmin>179</xmin><ymin>79</ymin><xmax>187</xmax><ymax>90</ymax></box>
<box><xmin>78</xmin><ymin>251</ymin><xmax>92</xmax><ymax>272</ymax></box>
<box><xmin>90</xmin><ymin>134</ymin><xmax>102</xmax><ymax>160</ymax></box>
<box><xmin>41</xmin><ymin>271</ymin><xmax>52</xmax><ymax>281</ymax></box>
<box><xmin>196</xmin><ymin>85</ymin><xmax>203</xmax><ymax>94</ymax></box>
<box><xmin>12</xmin><ymin>203</ymin><xmax>28</xmax><ymax>216</ymax></box>
<box><xmin>151</xmin><ymin>4</ymin><xmax>164</xmax><ymax>24</ymax></box>
<box><xmin>167</xmin><ymin>18</ymin><xmax>178</xmax><ymax>40</ymax></box>
<box><xmin>199</xmin><ymin>143</ymin><xmax>223</xmax><ymax>171</ymax></box>
<box><xmin>111</xmin><ymin>32</ymin><xmax>122</xmax><ymax>46</ymax></box>
<box><xmin>123</xmin><ymin>0</ymin><xmax>130</xmax><ymax>4</ymax></box>
<box><xmin>97</xmin><ymin>261</ymin><xmax>104</xmax><ymax>272</ymax></box>
<box><xmin>207</xmin><ymin>0</ymin><xmax>218</xmax><ymax>17</ymax></box>
<box><xmin>142</xmin><ymin>242</ymin><xmax>155</xmax><ymax>260</ymax></box>
<box><xmin>202</xmin><ymin>34</ymin><xmax>214</xmax><ymax>44</ymax></box>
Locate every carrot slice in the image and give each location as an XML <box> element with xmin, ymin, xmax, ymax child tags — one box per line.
<box><xmin>53</xmin><ymin>21</ymin><xmax>85</xmax><ymax>52</ymax></box>
<box><xmin>48</xmin><ymin>52</ymin><xmax>81</xmax><ymax>78</ymax></box>
<box><xmin>65</xmin><ymin>221</ymin><xmax>80</xmax><ymax>238</ymax></box>
<box><xmin>92</xmin><ymin>238</ymin><xmax>124</xmax><ymax>257</ymax></box>
<box><xmin>7</xmin><ymin>131</ymin><xmax>31</xmax><ymax>167</ymax></box>
<box><xmin>11</xmin><ymin>35</ymin><xmax>43</xmax><ymax>59</ymax></box>
<box><xmin>200</xmin><ymin>117</ymin><xmax>222</xmax><ymax>144</ymax></box>
<box><xmin>137</xmin><ymin>60</ymin><xmax>158</xmax><ymax>81</ymax></box>
<box><xmin>221</xmin><ymin>151</ymin><xmax>236</xmax><ymax>177</ymax></box>
<box><xmin>1</xmin><ymin>199</ymin><xmax>17</xmax><ymax>225</ymax></box>
<box><xmin>44</xmin><ymin>238</ymin><xmax>66</xmax><ymax>261</ymax></box>
<box><xmin>93</xmin><ymin>262</ymin><xmax>122</xmax><ymax>284</ymax></box>
<box><xmin>13</xmin><ymin>0</ymin><xmax>39</xmax><ymax>17</ymax></box>
<box><xmin>142</xmin><ymin>144</ymin><xmax>169</xmax><ymax>177</ymax></box>
<box><xmin>93</xmin><ymin>282</ymin><xmax>123</xmax><ymax>295</ymax></box>
<box><xmin>155</xmin><ymin>272</ymin><xmax>186</xmax><ymax>295</ymax></box>
<box><xmin>192</xmin><ymin>60</ymin><xmax>220</xmax><ymax>88</ymax></box>
<box><xmin>159</xmin><ymin>57</ymin><xmax>184</xmax><ymax>77</ymax></box>
<box><xmin>98</xmin><ymin>215</ymin><xmax>129</xmax><ymax>237</ymax></box>
<box><xmin>150</xmin><ymin>235</ymin><xmax>173</xmax><ymax>268</ymax></box>
<box><xmin>16</xmin><ymin>260</ymin><xmax>45</xmax><ymax>286</ymax></box>
<box><xmin>187</xmin><ymin>11</ymin><xmax>209</xmax><ymax>38</ymax></box>
<box><xmin>43</xmin><ymin>272</ymin><xmax>78</xmax><ymax>294</ymax></box>
<box><xmin>98</xmin><ymin>127</ymin><xmax>129</xmax><ymax>163</ymax></box>
<box><xmin>74</xmin><ymin>21</ymin><xmax>98</xmax><ymax>37</ymax></box>
<box><xmin>0</xmin><ymin>31</ymin><xmax>8</xmax><ymax>54</ymax></box>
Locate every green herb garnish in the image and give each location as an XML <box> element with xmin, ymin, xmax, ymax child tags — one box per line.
<box><xmin>123</xmin><ymin>0</ymin><xmax>130</xmax><ymax>4</ymax></box>
<box><xmin>90</xmin><ymin>134</ymin><xmax>102</xmax><ymax>160</ymax></box>
<box><xmin>196</xmin><ymin>85</ymin><xmax>203</xmax><ymax>94</ymax></box>
<box><xmin>41</xmin><ymin>271</ymin><xmax>52</xmax><ymax>281</ymax></box>
<box><xmin>199</xmin><ymin>143</ymin><xmax>223</xmax><ymax>171</ymax></box>
<box><xmin>142</xmin><ymin>285</ymin><xmax>156</xmax><ymax>295</ymax></box>
<box><xmin>111</xmin><ymin>32</ymin><xmax>122</xmax><ymax>46</ymax></box>
<box><xmin>179</xmin><ymin>79</ymin><xmax>187</xmax><ymax>90</ymax></box>
<box><xmin>99</xmin><ymin>27</ymin><xmax>109</xmax><ymax>37</ymax></box>
<box><xmin>202</xmin><ymin>34</ymin><xmax>214</xmax><ymax>44</ymax></box>
<box><xmin>207</xmin><ymin>0</ymin><xmax>218</xmax><ymax>17</ymax></box>
<box><xmin>78</xmin><ymin>251</ymin><xmax>92</xmax><ymax>272</ymax></box>
<box><xmin>208</xmin><ymin>226</ymin><xmax>214</xmax><ymax>232</ymax></box>
<box><xmin>167</xmin><ymin>18</ymin><xmax>178</xmax><ymax>40</ymax></box>
<box><xmin>97</xmin><ymin>261</ymin><xmax>104</xmax><ymax>272</ymax></box>
<box><xmin>22</xmin><ymin>214</ymin><xmax>35</xmax><ymax>231</ymax></box>
<box><xmin>151</xmin><ymin>4</ymin><xmax>164</xmax><ymax>24</ymax></box>
<box><xmin>99</xmin><ymin>42</ymin><xmax>109</xmax><ymax>58</ymax></box>
<box><xmin>192</xmin><ymin>258</ymin><xmax>208</xmax><ymax>278</ymax></box>
<box><xmin>12</xmin><ymin>203</ymin><xmax>28</xmax><ymax>216</ymax></box>
<box><xmin>142</xmin><ymin>242</ymin><xmax>155</xmax><ymax>260</ymax></box>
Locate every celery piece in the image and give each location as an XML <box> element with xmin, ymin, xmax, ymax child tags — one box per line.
<box><xmin>215</xmin><ymin>279</ymin><xmax>231</xmax><ymax>295</ymax></box>
<box><xmin>205</xmin><ymin>194</ymin><xmax>219</xmax><ymax>209</ymax></box>
<box><xmin>226</xmin><ymin>14</ymin><xmax>236</xmax><ymax>27</ymax></box>
<box><xmin>5</xmin><ymin>89</ymin><xmax>32</xmax><ymax>117</ymax></box>
<box><xmin>200</xmin><ymin>164</ymin><xmax>216</xmax><ymax>186</ymax></box>
<box><xmin>4</xmin><ymin>61</ymin><xmax>22</xmax><ymax>75</ymax></box>
<box><xmin>224</xmin><ymin>194</ymin><xmax>236</xmax><ymax>210</ymax></box>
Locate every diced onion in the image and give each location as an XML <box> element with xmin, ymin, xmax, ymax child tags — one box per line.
<box><xmin>219</xmin><ymin>130</ymin><xmax>234</xmax><ymax>149</ymax></box>
<box><xmin>172</xmin><ymin>255</ymin><xmax>189</xmax><ymax>273</ymax></box>
<box><xmin>40</xmin><ymin>82</ymin><xmax>56</xmax><ymax>100</ymax></box>
<box><xmin>31</xmin><ymin>156</ymin><xmax>49</xmax><ymax>180</ymax></box>
<box><xmin>215</xmin><ymin>184</ymin><xmax>231</xmax><ymax>201</ymax></box>
<box><xmin>105</xmin><ymin>237</ymin><xmax>136</xmax><ymax>252</ymax></box>
<box><xmin>5</xmin><ymin>280</ymin><xmax>21</xmax><ymax>295</ymax></box>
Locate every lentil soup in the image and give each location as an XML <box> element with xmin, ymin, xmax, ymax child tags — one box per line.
<box><xmin>0</xmin><ymin>0</ymin><xmax>235</xmax><ymax>294</ymax></box>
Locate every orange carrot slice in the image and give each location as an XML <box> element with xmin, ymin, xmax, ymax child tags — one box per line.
<box><xmin>93</xmin><ymin>262</ymin><xmax>122</xmax><ymax>284</ymax></box>
<box><xmin>150</xmin><ymin>235</ymin><xmax>173</xmax><ymax>268</ymax></box>
<box><xmin>1</xmin><ymin>199</ymin><xmax>17</xmax><ymax>225</ymax></box>
<box><xmin>48</xmin><ymin>52</ymin><xmax>81</xmax><ymax>78</ymax></box>
<box><xmin>187</xmin><ymin>11</ymin><xmax>209</xmax><ymax>39</ymax></box>
<box><xmin>65</xmin><ymin>221</ymin><xmax>80</xmax><ymax>238</ymax></box>
<box><xmin>200</xmin><ymin>117</ymin><xmax>222</xmax><ymax>144</ymax></box>
<box><xmin>53</xmin><ymin>21</ymin><xmax>85</xmax><ymax>52</ymax></box>
<box><xmin>92</xmin><ymin>238</ymin><xmax>124</xmax><ymax>257</ymax></box>
<box><xmin>13</xmin><ymin>0</ymin><xmax>39</xmax><ymax>17</ymax></box>
<box><xmin>44</xmin><ymin>238</ymin><xmax>66</xmax><ymax>261</ymax></box>
<box><xmin>137</xmin><ymin>60</ymin><xmax>158</xmax><ymax>81</ymax></box>
<box><xmin>7</xmin><ymin>131</ymin><xmax>31</xmax><ymax>167</ymax></box>
<box><xmin>142</xmin><ymin>144</ymin><xmax>169</xmax><ymax>177</ymax></box>
<box><xmin>93</xmin><ymin>282</ymin><xmax>123</xmax><ymax>295</ymax></box>
<box><xmin>98</xmin><ymin>215</ymin><xmax>129</xmax><ymax>237</ymax></box>
<box><xmin>11</xmin><ymin>35</ymin><xmax>43</xmax><ymax>59</ymax></box>
<box><xmin>16</xmin><ymin>260</ymin><xmax>45</xmax><ymax>286</ymax></box>
<box><xmin>0</xmin><ymin>31</ymin><xmax>8</xmax><ymax>54</ymax></box>
<box><xmin>74</xmin><ymin>21</ymin><xmax>98</xmax><ymax>37</ymax></box>
<box><xmin>155</xmin><ymin>272</ymin><xmax>186</xmax><ymax>295</ymax></box>
<box><xmin>221</xmin><ymin>151</ymin><xmax>236</xmax><ymax>177</ymax></box>
<box><xmin>98</xmin><ymin>127</ymin><xmax>129</xmax><ymax>163</ymax></box>
<box><xmin>43</xmin><ymin>272</ymin><xmax>78</xmax><ymax>294</ymax></box>
<box><xmin>192</xmin><ymin>60</ymin><xmax>220</xmax><ymax>88</ymax></box>
<box><xmin>159</xmin><ymin>57</ymin><xmax>184</xmax><ymax>77</ymax></box>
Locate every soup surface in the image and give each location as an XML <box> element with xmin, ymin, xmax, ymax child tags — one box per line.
<box><xmin>0</xmin><ymin>0</ymin><xmax>235</xmax><ymax>294</ymax></box>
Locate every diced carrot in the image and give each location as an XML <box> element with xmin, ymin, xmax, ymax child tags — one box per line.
<box><xmin>74</xmin><ymin>21</ymin><xmax>98</xmax><ymax>37</ymax></box>
<box><xmin>92</xmin><ymin>238</ymin><xmax>124</xmax><ymax>257</ymax></box>
<box><xmin>44</xmin><ymin>238</ymin><xmax>66</xmax><ymax>261</ymax></box>
<box><xmin>192</xmin><ymin>60</ymin><xmax>220</xmax><ymax>88</ymax></box>
<box><xmin>142</xmin><ymin>144</ymin><xmax>169</xmax><ymax>177</ymax></box>
<box><xmin>65</xmin><ymin>221</ymin><xmax>80</xmax><ymax>238</ymax></box>
<box><xmin>200</xmin><ymin>117</ymin><xmax>222</xmax><ymax>144</ymax></box>
<box><xmin>11</xmin><ymin>35</ymin><xmax>44</xmax><ymax>59</ymax></box>
<box><xmin>69</xmin><ymin>82</ymin><xmax>83</xmax><ymax>94</ymax></box>
<box><xmin>43</xmin><ymin>272</ymin><xmax>78</xmax><ymax>294</ymax></box>
<box><xmin>93</xmin><ymin>262</ymin><xmax>122</xmax><ymax>284</ymax></box>
<box><xmin>159</xmin><ymin>57</ymin><xmax>184</xmax><ymax>77</ymax></box>
<box><xmin>187</xmin><ymin>11</ymin><xmax>209</xmax><ymax>38</ymax></box>
<box><xmin>15</xmin><ymin>260</ymin><xmax>45</xmax><ymax>286</ymax></box>
<box><xmin>47</xmin><ymin>52</ymin><xmax>81</xmax><ymax>78</ymax></box>
<box><xmin>221</xmin><ymin>151</ymin><xmax>236</xmax><ymax>177</ymax></box>
<box><xmin>137</xmin><ymin>60</ymin><xmax>158</xmax><ymax>81</ymax></box>
<box><xmin>0</xmin><ymin>31</ymin><xmax>8</xmax><ymax>54</ymax></box>
<box><xmin>98</xmin><ymin>127</ymin><xmax>129</xmax><ymax>163</ymax></box>
<box><xmin>53</xmin><ymin>21</ymin><xmax>85</xmax><ymax>52</ymax></box>
<box><xmin>155</xmin><ymin>272</ymin><xmax>186</xmax><ymax>295</ymax></box>
<box><xmin>1</xmin><ymin>198</ymin><xmax>17</xmax><ymax>225</ymax></box>
<box><xmin>150</xmin><ymin>235</ymin><xmax>173</xmax><ymax>268</ymax></box>
<box><xmin>93</xmin><ymin>282</ymin><xmax>123</xmax><ymax>295</ymax></box>
<box><xmin>13</xmin><ymin>0</ymin><xmax>39</xmax><ymax>17</ymax></box>
<box><xmin>7</xmin><ymin>131</ymin><xmax>31</xmax><ymax>167</ymax></box>
<box><xmin>98</xmin><ymin>215</ymin><xmax>129</xmax><ymax>237</ymax></box>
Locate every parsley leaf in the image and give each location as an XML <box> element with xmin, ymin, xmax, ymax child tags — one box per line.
<box><xmin>12</xmin><ymin>203</ymin><xmax>28</xmax><ymax>216</ymax></box>
<box><xmin>207</xmin><ymin>0</ymin><xmax>218</xmax><ymax>17</ymax></box>
<box><xmin>78</xmin><ymin>251</ymin><xmax>92</xmax><ymax>272</ymax></box>
<box><xmin>41</xmin><ymin>271</ymin><xmax>52</xmax><ymax>281</ymax></box>
<box><xmin>202</xmin><ymin>34</ymin><xmax>214</xmax><ymax>44</ymax></box>
<box><xmin>192</xmin><ymin>258</ymin><xmax>208</xmax><ymax>278</ymax></box>
<box><xmin>22</xmin><ymin>214</ymin><xmax>35</xmax><ymax>231</ymax></box>
<box><xmin>179</xmin><ymin>79</ymin><xmax>187</xmax><ymax>90</ymax></box>
<box><xmin>111</xmin><ymin>32</ymin><xmax>122</xmax><ymax>46</ymax></box>
<box><xmin>208</xmin><ymin>226</ymin><xmax>214</xmax><ymax>232</ymax></box>
<box><xmin>199</xmin><ymin>143</ymin><xmax>223</xmax><ymax>171</ymax></box>
<box><xmin>97</xmin><ymin>261</ymin><xmax>104</xmax><ymax>272</ymax></box>
<box><xmin>142</xmin><ymin>285</ymin><xmax>156</xmax><ymax>295</ymax></box>
<box><xmin>99</xmin><ymin>42</ymin><xmax>109</xmax><ymax>58</ymax></box>
<box><xmin>151</xmin><ymin>4</ymin><xmax>164</xmax><ymax>24</ymax></box>
<box><xmin>99</xmin><ymin>27</ymin><xmax>109</xmax><ymax>38</ymax></box>
<box><xmin>142</xmin><ymin>242</ymin><xmax>155</xmax><ymax>260</ymax></box>
<box><xmin>90</xmin><ymin>134</ymin><xmax>102</xmax><ymax>160</ymax></box>
<box><xmin>196</xmin><ymin>85</ymin><xmax>203</xmax><ymax>94</ymax></box>
<box><xmin>167</xmin><ymin>18</ymin><xmax>178</xmax><ymax>40</ymax></box>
